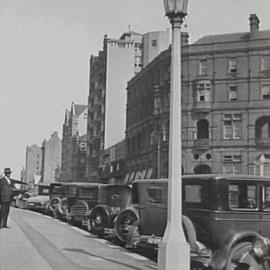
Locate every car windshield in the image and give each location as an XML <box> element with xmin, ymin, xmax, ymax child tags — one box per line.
<box><xmin>51</xmin><ymin>186</ymin><xmax>62</xmax><ymax>194</ymax></box>
<box><xmin>105</xmin><ymin>186</ymin><xmax>132</xmax><ymax>206</ymax></box>
<box><xmin>79</xmin><ymin>187</ymin><xmax>97</xmax><ymax>198</ymax></box>
<box><xmin>39</xmin><ymin>187</ymin><xmax>49</xmax><ymax>195</ymax></box>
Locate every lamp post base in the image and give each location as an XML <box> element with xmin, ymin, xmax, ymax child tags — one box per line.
<box><xmin>158</xmin><ymin>241</ymin><xmax>190</xmax><ymax>270</ymax></box>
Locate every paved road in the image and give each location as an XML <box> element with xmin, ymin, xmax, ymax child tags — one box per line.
<box><xmin>0</xmin><ymin>208</ymin><xmax>157</xmax><ymax>270</ymax></box>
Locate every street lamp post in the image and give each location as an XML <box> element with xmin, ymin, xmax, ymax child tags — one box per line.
<box><xmin>158</xmin><ymin>1</ymin><xmax>190</xmax><ymax>270</ymax></box>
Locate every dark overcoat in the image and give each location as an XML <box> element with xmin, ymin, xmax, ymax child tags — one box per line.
<box><xmin>0</xmin><ymin>177</ymin><xmax>13</xmax><ymax>203</ymax></box>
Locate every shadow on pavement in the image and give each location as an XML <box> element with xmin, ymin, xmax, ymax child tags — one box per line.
<box><xmin>62</xmin><ymin>248</ymin><xmax>149</xmax><ymax>270</ymax></box>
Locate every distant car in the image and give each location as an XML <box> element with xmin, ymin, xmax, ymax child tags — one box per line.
<box><xmin>26</xmin><ymin>184</ymin><xmax>50</xmax><ymax>213</ymax></box>
<box><xmin>15</xmin><ymin>192</ymin><xmax>31</xmax><ymax>209</ymax></box>
<box><xmin>85</xmin><ymin>184</ymin><xmax>132</xmax><ymax>237</ymax></box>
<box><xmin>115</xmin><ymin>175</ymin><xmax>270</xmax><ymax>269</ymax></box>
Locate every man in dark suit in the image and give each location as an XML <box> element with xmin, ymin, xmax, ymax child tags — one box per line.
<box><xmin>0</xmin><ymin>168</ymin><xmax>13</xmax><ymax>228</ymax></box>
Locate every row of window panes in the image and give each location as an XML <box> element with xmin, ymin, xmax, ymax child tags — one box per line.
<box><xmin>184</xmin><ymin>182</ymin><xmax>270</xmax><ymax>211</ymax></box>
<box><xmin>196</xmin><ymin>84</ymin><xmax>270</xmax><ymax>102</ymax></box>
<box><xmin>198</xmin><ymin>56</ymin><xmax>270</xmax><ymax>75</ymax></box>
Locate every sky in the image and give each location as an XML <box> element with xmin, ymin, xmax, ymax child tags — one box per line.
<box><xmin>0</xmin><ymin>0</ymin><xmax>270</xmax><ymax>179</ymax></box>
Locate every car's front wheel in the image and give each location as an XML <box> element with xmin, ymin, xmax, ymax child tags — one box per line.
<box><xmin>226</xmin><ymin>242</ymin><xmax>265</xmax><ymax>270</ymax></box>
<box><xmin>90</xmin><ymin>208</ymin><xmax>110</xmax><ymax>237</ymax></box>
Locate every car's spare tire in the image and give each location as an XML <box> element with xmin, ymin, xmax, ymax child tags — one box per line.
<box><xmin>114</xmin><ymin>209</ymin><xmax>139</xmax><ymax>243</ymax></box>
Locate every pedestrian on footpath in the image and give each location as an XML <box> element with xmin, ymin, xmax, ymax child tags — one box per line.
<box><xmin>0</xmin><ymin>168</ymin><xmax>13</xmax><ymax>228</ymax></box>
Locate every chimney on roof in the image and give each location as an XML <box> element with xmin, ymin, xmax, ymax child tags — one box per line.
<box><xmin>249</xmin><ymin>14</ymin><xmax>260</xmax><ymax>39</ymax></box>
<box><xmin>181</xmin><ymin>32</ymin><xmax>189</xmax><ymax>45</ymax></box>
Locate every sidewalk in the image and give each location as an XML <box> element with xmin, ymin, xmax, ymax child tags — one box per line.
<box><xmin>0</xmin><ymin>208</ymin><xmax>157</xmax><ymax>270</ymax></box>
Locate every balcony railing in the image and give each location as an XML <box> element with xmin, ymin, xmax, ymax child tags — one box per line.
<box><xmin>193</xmin><ymin>102</ymin><xmax>212</xmax><ymax>112</ymax></box>
<box><xmin>194</xmin><ymin>138</ymin><xmax>210</xmax><ymax>149</ymax></box>
<box><xmin>255</xmin><ymin>138</ymin><xmax>270</xmax><ymax>147</ymax></box>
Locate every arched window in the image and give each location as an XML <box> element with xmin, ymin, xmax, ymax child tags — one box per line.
<box><xmin>197</xmin><ymin>119</ymin><xmax>209</xmax><ymax>139</ymax></box>
<box><xmin>194</xmin><ymin>165</ymin><xmax>211</xmax><ymax>174</ymax></box>
<box><xmin>255</xmin><ymin>116</ymin><xmax>270</xmax><ymax>139</ymax></box>
<box><xmin>253</xmin><ymin>154</ymin><xmax>270</xmax><ymax>176</ymax></box>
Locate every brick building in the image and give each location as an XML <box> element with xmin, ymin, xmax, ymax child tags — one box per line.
<box><xmin>61</xmin><ymin>102</ymin><xmax>87</xmax><ymax>182</ymax></box>
<box><xmin>125</xmin><ymin>14</ymin><xmax>270</xmax><ymax>182</ymax></box>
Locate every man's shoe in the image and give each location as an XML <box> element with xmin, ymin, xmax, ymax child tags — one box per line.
<box><xmin>2</xmin><ymin>225</ymin><xmax>10</xmax><ymax>229</ymax></box>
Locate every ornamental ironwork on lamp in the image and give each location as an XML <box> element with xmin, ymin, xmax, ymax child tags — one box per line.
<box><xmin>163</xmin><ymin>0</ymin><xmax>188</xmax><ymax>18</ymax></box>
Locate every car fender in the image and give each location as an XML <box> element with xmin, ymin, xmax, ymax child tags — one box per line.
<box><xmin>211</xmin><ymin>231</ymin><xmax>261</xmax><ymax>270</ymax></box>
<box><xmin>85</xmin><ymin>205</ymin><xmax>110</xmax><ymax>218</ymax></box>
<box><xmin>116</xmin><ymin>207</ymin><xmax>140</xmax><ymax>224</ymax></box>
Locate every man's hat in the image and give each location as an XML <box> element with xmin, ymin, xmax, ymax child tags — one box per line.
<box><xmin>4</xmin><ymin>168</ymin><xmax>12</xmax><ymax>174</ymax></box>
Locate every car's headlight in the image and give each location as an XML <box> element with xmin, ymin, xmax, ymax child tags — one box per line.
<box><xmin>252</xmin><ymin>236</ymin><xmax>270</xmax><ymax>258</ymax></box>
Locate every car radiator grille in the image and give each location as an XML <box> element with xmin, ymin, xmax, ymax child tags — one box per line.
<box><xmin>70</xmin><ymin>201</ymin><xmax>88</xmax><ymax>217</ymax></box>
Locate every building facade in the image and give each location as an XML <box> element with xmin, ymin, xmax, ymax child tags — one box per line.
<box><xmin>25</xmin><ymin>144</ymin><xmax>42</xmax><ymax>185</ymax></box>
<box><xmin>86</xmin><ymin>31</ymin><xmax>143</xmax><ymax>182</ymax></box>
<box><xmin>99</xmin><ymin>140</ymin><xmax>126</xmax><ymax>184</ymax></box>
<box><xmin>86</xmin><ymin>29</ymin><xmax>171</xmax><ymax>183</ymax></box>
<box><xmin>61</xmin><ymin>102</ymin><xmax>87</xmax><ymax>182</ymax></box>
<box><xmin>41</xmin><ymin>131</ymin><xmax>62</xmax><ymax>184</ymax></box>
<box><xmin>125</xmin><ymin>14</ymin><xmax>270</xmax><ymax>182</ymax></box>
<box><xmin>142</xmin><ymin>29</ymin><xmax>170</xmax><ymax>68</ymax></box>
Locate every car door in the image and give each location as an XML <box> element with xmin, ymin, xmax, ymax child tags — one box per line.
<box><xmin>259</xmin><ymin>183</ymin><xmax>270</xmax><ymax>237</ymax></box>
<box><xmin>139</xmin><ymin>182</ymin><xmax>167</xmax><ymax>236</ymax></box>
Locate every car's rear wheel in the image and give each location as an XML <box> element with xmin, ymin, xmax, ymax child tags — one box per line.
<box><xmin>114</xmin><ymin>210</ymin><xmax>138</xmax><ymax>243</ymax></box>
<box><xmin>90</xmin><ymin>208</ymin><xmax>110</xmax><ymax>237</ymax></box>
<box><xmin>226</xmin><ymin>242</ymin><xmax>265</xmax><ymax>270</ymax></box>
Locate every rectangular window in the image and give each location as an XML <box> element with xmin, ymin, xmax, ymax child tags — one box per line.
<box><xmin>228</xmin><ymin>58</ymin><xmax>237</xmax><ymax>73</ymax></box>
<box><xmin>223</xmin><ymin>155</ymin><xmax>242</xmax><ymax>174</ymax></box>
<box><xmin>223</xmin><ymin>114</ymin><xmax>242</xmax><ymax>139</ymax></box>
<box><xmin>229</xmin><ymin>86</ymin><xmax>237</xmax><ymax>101</ymax></box>
<box><xmin>199</xmin><ymin>59</ymin><xmax>207</xmax><ymax>75</ymax></box>
<box><xmin>151</xmin><ymin>40</ymin><xmax>157</xmax><ymax>47</ymax></box>
<box><xmin>147</xmin><ymin>187</ymin><xmax>163</xmax><ymax>203</ymax></box>
<box><xmin>197</xmin><ymin>82</ymin><xmax>211</xmax><ymax>102</ymax></box>
<box><xmin>261</xmin><ymin>56</ymin><xmax>270</xmax><ymax>72</ymax></box>
<box><xmin>228</xmin><ymin>183</ymin><xmax>257</xmax><ymax>209</ymax></box>
<box><xmin>263</xmin><ymin>185</ymin><xmax>270</xmax><ymax>209</ymax></box>
<box><xmin>261</xmin><ymin>85</ymin><xmax>270</xmax><ymax>100</ymax></box>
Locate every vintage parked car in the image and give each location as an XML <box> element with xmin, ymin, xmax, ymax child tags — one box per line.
<box><xmin>85</xmin><ymin>184</ymin><xmax>132</xmax><ymax>237</ymax></box>
<box><xmin>15</xmin><ymin>191</ymin><xmax>32</xmax><ymax>209</ymax></box>
<box><xmin>26</xmin><ymin>183</ymin><xmax>50</xmax><ymax>213</ymax></box>
<box><xmin>115</xmin><ymin>175</ymin><xmax>270</xmax><ymax>270</ymax></box>
<box><xmin>48</xmin><ymin>182</ymin><xmax>68</xmax><ymax>217</ymax></box>
<box><xmin>66</xmin><ymin>182</ymin><xmax>101</xmax><ymax>225</ymax></box>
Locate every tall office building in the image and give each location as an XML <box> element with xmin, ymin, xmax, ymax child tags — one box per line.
<box><xmin>41</xmin><ymin>131</ymin><xmax>62</xmax><ymax>184</ymax></box>
<box><xmin>25</xmin><ymin>144</ymin><xmax>42</xmax><ymax>185</ymax></box>
<box><xmin>86</xmin><ymin>30</ymin><xmax>143</xmax><ymax>182</ymax></box>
